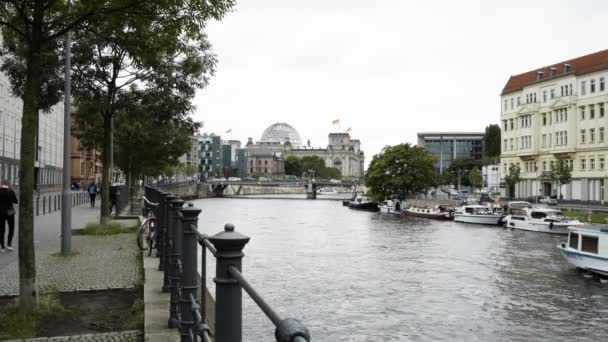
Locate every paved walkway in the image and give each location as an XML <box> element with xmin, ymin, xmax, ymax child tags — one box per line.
<box><xmin>0</xmin><ymin>205</ymin><xmax>101</xmax><ymax>270</ymax></box>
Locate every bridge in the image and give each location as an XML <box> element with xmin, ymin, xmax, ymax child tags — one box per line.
<box><xmin>205</xmin><ymin>179</ymin><xmax>355</xmax><ymax>199</ymax></box>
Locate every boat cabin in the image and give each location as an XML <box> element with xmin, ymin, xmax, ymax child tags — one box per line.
<box><xmin>566</xmin><ymin>226</ymin><xmax>608</xmax><ymax>257</ymax></box>
<box><xmin>529</xmin><ymin>209</ymin><xmax>562</xmax><ymax>220</ymax></box>
<box><xmin>461</xmin><ymin>205</ymin><xmax>492</xmax><ymax>215</ymax></box>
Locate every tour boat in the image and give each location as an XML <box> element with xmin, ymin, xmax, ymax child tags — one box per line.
<box><xmin>557</xmin><ymin>225</ymin><xmax>608</xmax><ymax>276</ymax></box>
<box><xmin>401</xmin><ymin>205</ymin><xmax>454</xmax><ymax>220</ymax></box>
<box><xmin>453</xmin><ymin>205</ymin><xmax>503</xmax><ymax>225</ymax></box>
<box><xmin>348</xmin><ymin>194</ymin><xmax>380</xmax><ymax>212</ymax></box>
<box><xmin>503</xmin><ymin>206</ymin><xmax>583</xmax><ymax>234</ymax></box>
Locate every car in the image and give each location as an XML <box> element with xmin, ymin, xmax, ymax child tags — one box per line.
<box><xmin>228</xmin><ymin>177</ymin><xmax>241</xmax><ymax>181</ymax></box>
<box><xmin>540</xmin><ymin>196</ymin><xmax>558</xmax><ymax>206</ymax></box>
<box><xmin>243</xmin><ymin>177</ymin><xmax>256</xmax><ymax>181</ymax></box>
<box><xmin>258</xmin><ymin>177</ymin><xmax>271</xmax><ymax>181</ymax></box>
<box><xmin>330</xmin><ymin>179</ymin><xmax>341</xmax><ymax>184</ymax></box>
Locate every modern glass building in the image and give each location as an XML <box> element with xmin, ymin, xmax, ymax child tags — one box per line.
<box><xmin>417</xmin><ymin>132</ymin><xmax>484</xmax><ymax>173</ymax></box>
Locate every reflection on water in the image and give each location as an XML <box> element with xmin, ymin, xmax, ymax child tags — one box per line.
<box><xmin>193</xmin><ymin>198</ymin><xmax>608</xmax><ymax>341</ymax></box>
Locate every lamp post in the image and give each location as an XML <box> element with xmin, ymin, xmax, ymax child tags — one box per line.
<box><xmin>60</xmin><ymin>0</ymin><xmax>73</xmax><ymax>254</ymax></box>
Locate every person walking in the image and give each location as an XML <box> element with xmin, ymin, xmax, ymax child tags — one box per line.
<box><xmin>0</xmin><ymin>179</ymin><xmax>18</xmax><ymax>252</ymax></box>
<box><xmin>87</xmin><ymin>182</ymin><xmax>98</xmax><ymax>208</ymax></box>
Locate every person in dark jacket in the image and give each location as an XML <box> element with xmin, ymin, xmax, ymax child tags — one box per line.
<box><xmin>0</xmin><ymin>179</ymin><xmax>18</xmax><ymax>252</ymax></box>
<box><xmin>87</xmin><ymin>182</ymin><xmax>98</xmax><ymax>208</ymax></box>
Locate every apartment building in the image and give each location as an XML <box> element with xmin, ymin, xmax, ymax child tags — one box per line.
<box><xmin>500</xmin><ymin>49</ymin><xmax>608</xmax><ymax>201</ymax></box>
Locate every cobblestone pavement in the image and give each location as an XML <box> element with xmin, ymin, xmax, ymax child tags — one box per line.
<box><xmin>3</xmin><ymin>330</ymin><xmax>141</xmax><ymax>342</ymax></box>
<box><xmin>0</xmin><ymin>233</ymin><xmax>141</xmax><ymax>296</ymax></box>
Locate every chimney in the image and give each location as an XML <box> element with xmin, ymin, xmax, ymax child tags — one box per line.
<box><xmin>550</xmin><ymin>67</ymin><xmax>557</xmax><ymax>77</ymax></box>
<box><xmin>563</xmin><ymin>63</ymin><xmax>571</xmax><ymax>73</ymax></box>
<box><xmin>536</xmin><ymin>71</ymin><xmax>544</xmax><ymax>80</ymax></box>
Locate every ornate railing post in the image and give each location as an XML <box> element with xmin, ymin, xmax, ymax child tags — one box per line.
<box><xmin>156</xmin><ymin>190</ymin><xmax>167</xmax><ymax>259</ymax></box>
<box><xmin>179</xmin><ymin>204</ymin><xmax>202</xmax><ymax>342</ymax></box>
<box><xmin>168</xmin><ymin>198</ymin><xmax>185</xmax><ymax>328</ymax></box>
<box><xmin>209</xmin><ymin>224</ymin><xmax>250</xmax><ymax>342</ymax></box>
<box><xmin>162</xmin><ymin>194</ymin><xmax>177</xmax><ymax>292</ymax></box>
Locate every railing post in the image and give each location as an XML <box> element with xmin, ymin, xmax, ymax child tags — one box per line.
<box><xmin>158</xmin><ymin>191</ymin><xmax>169</xmax><ymax>270</ymax></box>
<box><xmin>209</xmin><ymin>224</ymin><xmax>250</xmax><ymax>342</ymax></box>
<box><xmin>179</xmin><ymin>204</ymin><xmax>202</xmax><ymax>342</ymax></box>
<box><xmin>168</xmin><ymin>198</ymin><xmax>185</xmax><ymax>328</ymax></box>
<box><xmin>162</xmin><ymin>194</ymin><xmax>177</xmax><ymax>292</ymax></box>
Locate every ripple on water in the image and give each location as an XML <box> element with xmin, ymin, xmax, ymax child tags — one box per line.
<box><xmin>193</xmin><ymin>197</ymin><xmax>608</xmax><ymax>341</ymax></box>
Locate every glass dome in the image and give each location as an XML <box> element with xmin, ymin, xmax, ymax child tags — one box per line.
<box><xmin>259</xmin><ymin>123</ymin><xmax>302</xmax><ymax>147</ymax></box>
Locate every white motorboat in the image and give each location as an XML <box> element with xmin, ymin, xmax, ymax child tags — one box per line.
<box><xmin>318</xmin><ymin>187</ymin><xmax>338</xmax><ymax>195</ymax></box>
<box><xmin>454</xmin><ymin>205</ymin><xmax>503</xmax><ymax>225</ymax></box>
<box><xmin>503</xmin><ymin>206</ymin><xmax>583</xmax><ymax>234</ymax></box>
<box><xmin>557</xmin><ymin>225</ymin><xmax>608</xmax><ymax>276</ymax></box>
<box><xmin>378</xmin><ymin>200</ymin><xmax>405</xmax><ymax>214</ymax></box>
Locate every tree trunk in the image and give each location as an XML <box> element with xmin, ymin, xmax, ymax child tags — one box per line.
<box><xmin>17</xmin><ymin>29</ymin><xmax>43</xmax><ymax>313</ymax></box>
<box><xmin>100</xmin><ymin>114</ymin><xmax>112</xmax><ymax>224</ymax></box>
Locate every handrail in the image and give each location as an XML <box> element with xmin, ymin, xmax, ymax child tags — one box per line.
<box><xmin>143</xmin><ymin>196</ymin><xmax>160</xmax><ymax>206</ymax></box>
<box><xmin>190</xmin><ymin>224</ymin><xmax>217</xmax><ymax>256</ymax></box>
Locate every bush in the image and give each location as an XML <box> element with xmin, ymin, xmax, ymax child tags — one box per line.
<box><xmin>0</xmin><ymin>294</ymin><xmax>71</xmax><ymax>340</ymax></box>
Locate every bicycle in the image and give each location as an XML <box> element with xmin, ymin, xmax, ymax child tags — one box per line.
<box><xmin>138</xmin><ymin>196</ymin><xmax>159</xmax><ymax>256</ymax></box>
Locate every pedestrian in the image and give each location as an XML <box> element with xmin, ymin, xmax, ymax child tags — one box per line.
<box><xmin>87</xmin><ymin>182</ymin><xmax>98</xmax><ymax>208</ymax></box>
<box><xmin>109</xmin><ymin>186</ymin><xmax>119</xmax><ymax>215</ymax></box>
<box><xmin>0</xmin><ymin>179</ymin><xmax>18</xmax><ymax>252</ymax></box>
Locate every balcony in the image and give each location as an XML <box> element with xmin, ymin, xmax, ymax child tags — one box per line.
<box><xmin>517</xmin><ymin>102</ymin><xmax>539</xmax><ymax>114</ymax></box>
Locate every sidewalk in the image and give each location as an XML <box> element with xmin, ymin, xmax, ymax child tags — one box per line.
<box><xmin>0</xmin><ymin>205</ymin><xmax>101</xmax><ymax>272</ymax></box>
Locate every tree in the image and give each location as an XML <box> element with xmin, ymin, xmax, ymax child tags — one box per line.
<box><xmin>446</xmin><ymin>156</ymin><xmax>483</xmax><ymax>187</ymax></box>
<box><xmin>0</xmin><ymin>0</ymin><xmax>164</xmax><ymax>313</ymax></box>
<box><xmin>505</xmin><ymin>164</ymin><xmax>521</xmax><ymax>198</ymax></box>
<box><xmin>365</xmin><ymin>143</ymin><xmax>437</xmax><ymax>199</ymax></box>
<box><xmin>71</xmin><ymin>1</ymin><xmax>233</xmax><ymax>224</ymax></box>
<box><xmin>284</xmin><ymin>155</ymin><xmax>302</xmax><ymax>176</ymax></box>
<box><xmin>550</xmin><ymin>159</ymin><xmax>572</xmax><ymax>199</ymax></box>
<box><xmin>300</xmin><ymin>156</ymin><xmax>326</xmax><ymax>177</ymax></box>
<box><xmin>468</xmin><ymin>168</ymin><xmax>482</xmax><ymax>193</ymax></box>
<box><xmin>483</xmin><ymin>124</ymin><xmax>501</xmax><ymax>161</ymax></box>
<box><xmin>321</xmin><ymin>167</ymin><xmax>341</xmax><ymax>180</ymax></box>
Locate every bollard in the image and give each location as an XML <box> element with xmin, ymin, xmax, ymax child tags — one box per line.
<box><xmin>209</xmin><ymin>224</ymin><xmax>250</xmax><ymax>342</ymax></box>
<box><xmin>162</xmin><ymin>194</ymin><xmax>177</xmax><ymax>292</ymax></box>
<box><xmin>158</xmin><ymin>191</ymin><xmax>170</xmax><ymax>271</ymax></box>
<box><xmin>179</xmin><ymin>204</ymin><xmax>202</xmax><ymax>341</ymax></box>
<box><xmin>168</xmin><ymin>198</ymin><xmax>185</xmax><ymax>329</ymax></box>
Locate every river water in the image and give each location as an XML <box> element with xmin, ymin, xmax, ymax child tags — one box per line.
<box><xmin>192</xmin><ymin>196</ymin><xmax>608</xmax><ymax>341</ymax></box>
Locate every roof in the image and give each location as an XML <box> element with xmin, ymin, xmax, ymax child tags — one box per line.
<box><xmin>502</xmin><ymin>49</ymin><xmax>608</xmax><ymax>95</ymax></box>
<box><xmin>418</xmin><ymin>132</ymin><xmax>484</xmax><ymax>138</ymax></box>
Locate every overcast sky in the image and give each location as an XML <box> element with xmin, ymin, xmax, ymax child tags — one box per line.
<box><xmin>193</xmin><ymin>0</ymin><xmax>608</xmax><ymax>166</ymax></box>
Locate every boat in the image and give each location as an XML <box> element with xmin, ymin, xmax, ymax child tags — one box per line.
<box><xmin>378</xmin><ymin>200</ymin><xmax>404</xmax><ymax>214</ymax></box>
<box><xmin>503</xmin><ymin>204</ymin><xmax>583</xmax><ymax>234</ymax></box>
<box><xmin>401</xmin><ymin>205</ymin><xmax>454</xmax><ymax>220</ymax></box>
<box><xmin>318</xmin><ymin>187</ymin><xmax>338</xmax><ymax>195</ymax></box>
<box><xmin>557</xmin><ymin>225</ymin><xmax>608</xmax><ymax>276</ymax></box>
<box><xmin>348</xmin><ymin>194</ymin><xmax>379</xmax><ymax>212</ymax></box>
<box><xmin>453</xmin><ymin>205</ymin><xmax>503</xmax><ymax>225</ymax></box>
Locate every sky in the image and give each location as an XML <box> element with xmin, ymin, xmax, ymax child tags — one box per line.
<box><xmin>193</xmin><ymin>0</ymin><xmax>608</xmax><ymax>167</ymax></box>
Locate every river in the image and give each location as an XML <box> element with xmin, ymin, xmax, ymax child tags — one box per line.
<box><xmin>192</xmin><ymin>196</ymin><xmax>608</xmax><ymax>341</ymax></box>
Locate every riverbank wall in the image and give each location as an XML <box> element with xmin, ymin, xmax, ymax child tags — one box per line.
<box><xmin>157</xmin><ymin>182</ymin><xmax>306</xmax><ymax>199</ymax></box>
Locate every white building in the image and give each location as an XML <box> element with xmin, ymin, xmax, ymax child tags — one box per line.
<box><xmin>0</xmin><ymin>66</ymin><xmax>64</xmax><ymax>190</ymax></box>
<box><xmin>482</xmin><ymin>164</ymin><xmax>501</xmax><ymax>193</ymax></box>
<box><xmin>500</xmin><ymin>49</ymin><xmax>608</xmax><ymax>201</ymax></box>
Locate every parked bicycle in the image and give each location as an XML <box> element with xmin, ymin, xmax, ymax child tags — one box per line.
<box><xmin>138</xmin><ymin>196</ymin><xmax>159</xmax><ymax>256</ymax></box>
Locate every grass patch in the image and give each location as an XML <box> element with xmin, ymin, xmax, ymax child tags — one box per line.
<box><xmin>81</xmin><ymin>222</ymin><xmax>136</xmax><ymax>235</ymax></box>
<box><xmin>0</xmin><ymin>294</ymin><xmax>72</xmax><ymax>340</ymax></box>
<box><xmin>123</xmin><ymin>297</ymin><xmax>144</xmax><ymax>331</ymax></box>
<box><xmin>563</xmin><ymin>210</ymin><xmax>608</xmax><ymax>224</ymax></box>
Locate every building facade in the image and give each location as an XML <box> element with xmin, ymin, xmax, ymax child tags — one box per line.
<box><xmin>1</xmin><ymin>64</ymin><xmax>65</xmax><ymax>190</ymax></box>
<box><xmin>243</xmin><ymin>123</ymin><xmax>365</xmax><ymax>179</ymax></box>
<box><xmin>482</xmin><ymin>164</ymin><xmax>501</xmax><ymax>193</ymax></box>
<box><xmin>500</xmin><ymin>49</ymin><xmax>608</xmax><ymax>201</ymax></box>
<box><xmin>70</xmin><ymin>134</ymin><xmax>102</xmax><ymax>188</ymax></box>
<box><xmin>417</xmin><ymin>132</ymin><xmax>484</xmax><ymax>173</ymax></box>
<box><xmin>198</xmin><ymin>133</ymin><xmax>222</xmax><ymax>179</ymax></box>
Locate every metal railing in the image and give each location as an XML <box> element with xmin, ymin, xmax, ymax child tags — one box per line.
<box><xmin>144</xmin><ymin>185</ymin><xmax>311</xmax><ymax>342</ymax></box>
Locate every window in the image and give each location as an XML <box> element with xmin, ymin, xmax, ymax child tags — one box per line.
<box><xmin>591</xmin><ymin>79</ymin><xmax>596</xmax><ymax>93</ymax></box>
<box><xmin>550</xmin><ymin>160</ymin><xmax>555</xmax><ymax>170</ymax></box>
<box><xmin>510</xmin><ymin>138</ymin><xmax>513</xmax><ymax>150</ymax></box>
<box><xmin>542</xmin><ymin>161</ymin><xmax>547</xmax><ymax>171</ymax></box>
<box><xmin>591</xmin><ymin>128</ymin><xmax>596</xmax><ymax>143</ymax></box>
<box><xmin>590</xmin><ymin>104</ymin><xmax>595</xmax><ymax>119</ymax></box>
<box><xmin>581</xmin><ymin>158</ymin><xmax>586</xmax><ymax>170</ymax></box>
<box><xmin>550</xmin><ymin>89</ymin><xmax>555</xmax><ymax>99</ymax></box>
<box><xmin>569</xmin><ymin>233</ymin><xmax>579</xmax><ymax>249</ymax></box>
<box><xmin>590</xmin><ymin>158</ymin><xmax>595</xmax><ymax>170</ymax></box>
<box><xmin>510</xmin><ymin>98</ymin><xmax>514</xmax><ymax>109</ymax></box>
<box><xmin>504</xmin><ymin>139</ymin><xmax>508</xmax><ymax>151</ymax></box>
<box><xmin>525</xmin><ymin>94</ymin><xmax>529</xmax><ymax>104</ymax></box>
<box><xmin>533</xmin><ymin>93</ymin><xmax>537</xmax><ymax>102</ymax></box>
<box><xmin>510</xmin><ymin>119</ymin><xmax>514</xmax><ymax>130</ymax></box>
<box><xmin>569</xmin><ymin>84</ymin><xmax>573</xmax><ymax>95</ymax></box>
<box><xmin>601</xmin><ymin>77</ymin><xmax>606</xmax><ymax>91</ymax></box>
<box><xmin>601</xmin><ymin>127</ymin><xmax>605</xmax><ymax>143</ymax></box>
<box><xmin>542</xmin><ymin>134</ymin><xmax>546</xmax><ymax>147</ymax></box>
<box><xmin>581</xmin><ymin>129</ymin><xmax>586</xmax><ymax>143</ymax></box>
<box><xmin>582</xmin><ymin>81</ymin><xmax>587</xmax><ymax>95</ymax></box>
<box><xmin>543</xmin><ymin>90</ymin><xmax>547</xmax><ymax>103</ymax></box>
<box><xmin>601</xmin><ymin>103</ymin><xmax>605</xmax><ymax>118</ymax></box>
<box><xmin>601</xmin><ymin>157</ymin><xmax>605</xmax><ymax>170</ymax></box>
<box><xmin>581</xmin><ymin>235</ymin><xmax>599</xmax><ymax>254</ymax></box>
<box><xmin>580</xmin><ymin>106</ymin><xmax>585</xmax><ymax>120</ymax></box>
<box><xmin>517</xmin><ymin>97</ymin><xmax>521</xmax><ymax>106</ymax></box>
<box><xmin>504</xmin><ymin>100</ymin><xmax>508</xmax><ymax>111</ymax></box>
<box><xmin>542</xmin><ymin>113</ymin><xmax>547</xmax><ymax>125</ymax></box>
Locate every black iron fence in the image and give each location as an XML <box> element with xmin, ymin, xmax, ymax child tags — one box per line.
<box><xmin>145</xmin><ymin>186</ymin><xmax>311</xmax><ymax>342</ymax></box>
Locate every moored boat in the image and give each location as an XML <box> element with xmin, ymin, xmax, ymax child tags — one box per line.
<box><xmin>348</xmin><ymin>194</ymin><xmax>379</xmax><ymax>212</ymax></box>
<box><xmin>558</xmin><ymin>225</ymin><xmax>608</xmax><ymax>276</ymax></box>
<box><xmin>454</xmin><ymin>205</ymin><xmax>503</xmax><ymax>225</ymax></box>
<box><xmin>378</xmin><ymin>200</ymin><xmax>404</xmax><ymax>214</ymax></box>
<box><xmin>401</xmin><ymin>205</ymin><xmax>454</xmax><ymax>220</ymax></box>
<box><xmin>503</xmin><ymin>205</ymin><xmax>583</xmax><ymax>234</ymax></box>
